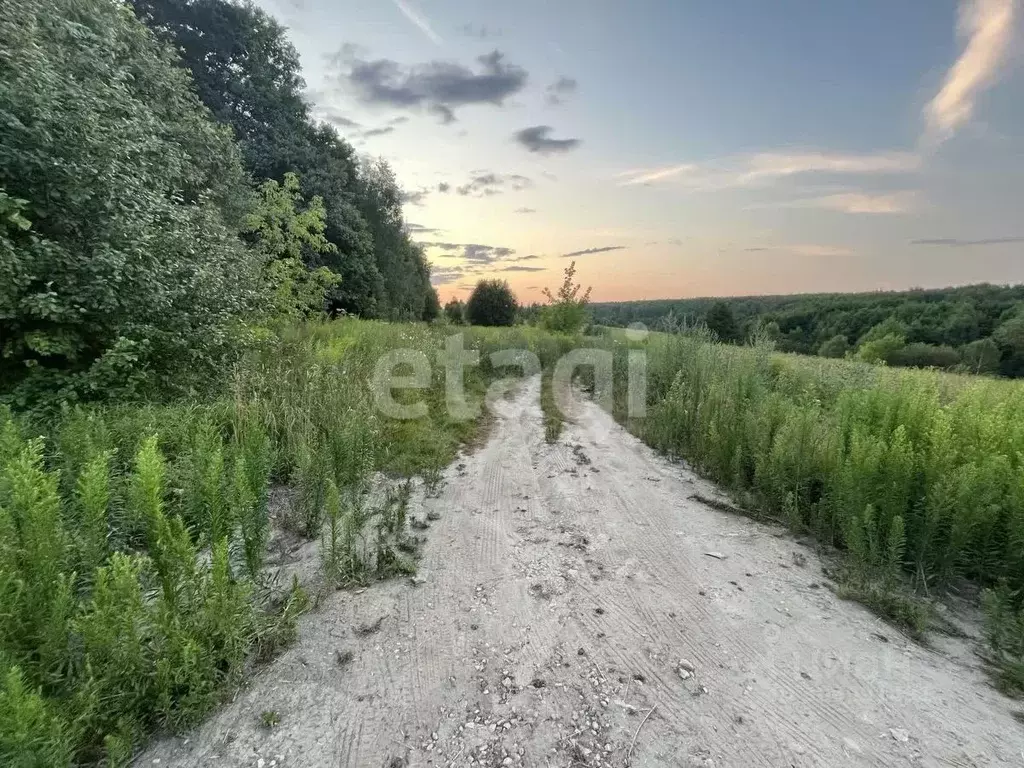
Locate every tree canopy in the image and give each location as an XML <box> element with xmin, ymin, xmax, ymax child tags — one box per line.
<box><xmin>466</xmin><ymin>281</ymin><xmax>518</xmax><ymax>327</ymax></box>
<box><xmin>130</xmin><ymin>0</ymin><xmax>437</xmax><ymax>319</ymax></box>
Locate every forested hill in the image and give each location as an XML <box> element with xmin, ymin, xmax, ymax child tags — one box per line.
<box><xmin>591</xmin><ymin>284</ymin><xmax>1024</xmax><ymax>377</ymax></box>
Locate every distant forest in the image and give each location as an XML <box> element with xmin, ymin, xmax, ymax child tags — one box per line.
<box><xmin>590</xmin><ymin>284</ymin><xmax>1024</xmax><ymax>377</ymax></box>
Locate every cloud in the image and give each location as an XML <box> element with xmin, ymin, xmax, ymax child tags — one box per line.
<box><xmin>561</xmin><ymin>245</ymin><xmax>626</xmax><ymax>258</ymax></box>
<box><xmin>514</xmin><ymin>125</ymin><xmax>582</xmax><ymax>155</ymax></box>
<box><xmin>360</xmin><ymin>125</ymin><xmax>395</xmax><ymax>138</ymax></box>
<box><xmin>742</xmin><ymin>244</ymin><xmax>854</xmax><ymax>257</ymax></box>
<box><xmin>924</xmin><ymin>0</ymin><xmax>1016</xmax><ymax>143</ymax></box>
<box><xmin>910</xmin><ymin>236</ymin><xmax>1024</xmax><ymax>246</ymax></box>
<box><xmin>788</xmin><ymin>244</ymin><xmax>854</xmax><ymax>257</ymax></box>
<box><xmin>499</xmin><ymin>265</ymin><xmax>546</xmax><ymax>272</ymax></box>
<box><xmin>618</xmin><ymin>164</ymin><xmax>698</xmax><ymax>186</ymax></box>
<box><xmin>615</xmin><ymin>151</ymin><xmax>921</xmax><ymax>188</ymax></box>
<box><xmin>510</xmin><ymin>254</ymin><xmax>541</xmax><ymax>261</ymax></box>
<box><xmin>514</xmin><ymin>207</ymin><xmax>537</xmax><ymax>214</ymax></box>
<box><xmin>437</xmin><ymin>182</ymin><xmax>451</xmax><ymax>193</ymax></box>
<box><xmin>430</xmin><ymin>267</ymin><xmax>465</xmax><ymax>286</ymax></box>
<box><xmin>757</xmin><ymin>191</ymin><xmax>919</xmax><ymax>214</ymax></box>
<box><xmin>341</xmin><ymin>49</ymin><xmax>528</xmax><ymax>122</ymax></box>
<box><xmin>406</xmin><ymin>222</ymin><xmax>442</xmax><ymax>234</ymax></box>
<box><xmin>455</xmin><ymin>172</ymin><xmax>532</xmax><ymax>197</ymax></box>
<box><xmin>430</xmin><ymin>104</ymin><xmax>456</xmax><ymax>124</ymax></box>
<box><xmin>742</xmin><ymin>151</ymin><xmax>920</xmax><ymax>180</ymax></box>
<box><xmin>391</xmin><ymin>0</ymin><xmax>443</xmax><ymax>45</ymax></box>
<box><xmin>419</xmin><ymin>241</ymin><xmax>517</xmax><ymax>263</ymax></box>
<box><xmin>305</xmin><ymin>100</ymin><xmax>361</xmax><ymax>130</ymax></box>
<box><xmin>401</xmin><ymin>188</ymin><xmax>430</xmax><ymax>206</ymax></box>
<box><xmin>545</xmin><ymin>76</ymin><xmax>578</xmax><ymax>105</ymax></box>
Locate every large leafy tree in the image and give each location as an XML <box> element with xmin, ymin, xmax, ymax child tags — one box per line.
<box><xmin>466</xmin><ymin>281</ymin><xmax>518</xmax><ymax>327</ymax></box>
<box><xmin>131</xmin><ymin>0</ymin><xmax>392</xmax><ymax>316</ymax></box>
<box><xmin>0</xmin><ymin>0</ymin><xmax>262</xmax><ymax>408</ymax></box>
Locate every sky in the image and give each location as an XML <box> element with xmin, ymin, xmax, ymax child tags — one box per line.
<box><xmin>256</xmin><ymin>0</ymin><xmax>1024</xmax><ymax>304</ymax></box>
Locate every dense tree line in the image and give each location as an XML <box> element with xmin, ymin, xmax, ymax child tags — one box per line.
<box><xmin>1</xmin><ymin>0</ymin><xmax>437</xmax><ymax>409</ymax></box>
<box><xmin>591</xmin><ymin>284</ymin><xmax>1024</xmax><ymax>377</ymax></box>
<box><xmin>130</xmin><ymin>0</ymin><xmax>436</xmax><ymax>320</ymax></box>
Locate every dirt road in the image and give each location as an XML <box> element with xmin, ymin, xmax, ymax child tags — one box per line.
<box><xmin>141</xmin><ymin>376</ymin><xmax>1024</xmax><ymax>767</ymax></box>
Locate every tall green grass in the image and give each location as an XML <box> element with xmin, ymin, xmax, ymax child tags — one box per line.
<box><xmin>0</xmin><ymin>318</ymin><xmax>576</xmax><ymax>764</ymax></box>
<box><xmin>593</xmin><ymin>330</ymin><xmax>1024</xmax><ymax>647</ymax></box>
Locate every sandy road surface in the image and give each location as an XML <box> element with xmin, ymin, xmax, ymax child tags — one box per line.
<box><xmin>141</xmin><ymin>376</ymin><xmax>1024</xmax><ymax>767</ymax></box>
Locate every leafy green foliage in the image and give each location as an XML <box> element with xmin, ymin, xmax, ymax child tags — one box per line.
<box><xmin>855</xmin><ymin>333</ymin><xmax>907</xmax><ymax>364</ymax></box>
<box><xmin>466</xmin><ymin>280</ymin><xmax>518</xmax><ymax>327</ymax></box>
<box><xmin>0</xmin><ymin>0</ymin><xmax>262</xmax><ymax>410</ymax></box>
<box><xmin>705</xmin><ymin>302</ymin><xmax>741</xmax><ymax>343</ymax></box>
<box><xmin>818</xmin><ymin>334</ymin><xmax>850</xmax><ymax>358</ymax></box>
<box><xmin>444</xmin><ymin>299</ymin><xmax>466</xmax><ymax>325</ymax></box>
<box><xmin>540</xmin><ymin>261</ymin><xmax>592</xmax><ymax>334</ymax></box>
<box><xmin>131</xmin><ymin>0</ymin><xmax>436</xmax><ymax>320</ymax></box>
<box><xmin>245</xmin><ymin>173</ymin><xmax>341</xmax><ymax>320</ymax></box>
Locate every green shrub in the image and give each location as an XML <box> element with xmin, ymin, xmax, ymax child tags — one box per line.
<box><xmin>0</xmin><ymin>0</ymin><xmax>262</xmax><ymax>410</ymax></box>
<box><xmin>466</xmin><ymin>280</ymin><xmax>518</xmax><ymax>327</ymax></box>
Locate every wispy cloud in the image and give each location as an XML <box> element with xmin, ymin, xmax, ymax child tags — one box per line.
<box><xmin>545</xmin><ymin>76</ymin><xmax>578</xmax><ymax>106</ymax></box>
<box><xmin>615</xmin><ymin>151</ymin><xmax>920</xmax><ymax>188</ymax></box>
<box><xmin>391</xmin><ymin>0</ymin><xmax>443</xmax><ymax>45</ymax></box>
<box><xmin>455</xmin><ymin>172</ymin><xmax>532</xmax><ymax>197</ymax></box>
<box><xmin>514</xmin><ymin>207</ymin><xmax>537</xmax><ymax>214</ymax></box>
<box><xmin>744</xmin><ymin>244</ymin><xmax>855</xmax><ymax>257</ymax></box>
<box><xmin>741</xmin><ymin>151</ymin><xmax>920</xmax><ymax>181</ymax></box>
<box><xmin>401</xmin><ymin>187</ymin><xmax>431</xmax><ymax>206</ymax></box>
<box><xmin>406</xmin><ymin>222</ymin><xmax>443</xmax><ymax>234</ymax></box>
<box><xmin>561</xmin><ymin>245</ymin><xmax>626</xmax><ymax>258</ymax></box>
<box><xmin>754</xmin><ymin>191</ymin><xmax>919</xmax><ymax>214</ymax></box>
<box><xmin>924</xmin><ymin>0</ymin><xmax>1017</xmax><ymax>143</ymax></box>
<box><xmin>360</xmin><ymin>125</ymin><xmax>395</xmax><ymax>138</ymax></box>
<box><xmin>788</xmin><ymin>244</ymin><xmax>855</xmax><ymax>257</ymax></box>
<box><xmin>418</xmin><ymin>241</ymin><xmax>517</xmax><ymax>263</ymax></box>
<box><xmin>499</xmin><ymin>265</ymin><xmax>546</xmax><ymax>272</ymax></box>
<box><xmin>910</xmin><ymin>236</ymin><xmax>1024</xmax><ymax>246</ymax></box>
<box><xmin>618</xmin><ymin>164</ymin><xmax>698</xmax><ymax>186</ymax></box>
<box><xmin>808</xmin><ymin>192</ymin><xmax>917</xmax><ymax>214</ymax></box>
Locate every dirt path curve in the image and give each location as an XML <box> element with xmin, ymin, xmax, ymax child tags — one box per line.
<box><xmin>141</xmin><ymin>376</ymin><xmax>1024</xmax><ymax>767</ymax></box>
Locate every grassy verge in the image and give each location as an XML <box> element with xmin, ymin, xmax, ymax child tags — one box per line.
<box><xmin>588</xmin><ymin>329</ymin><xmax>1024</xmax><ymax>657</ymax></box>
<box><xmin>0</xmin><ymin>318</ymin><xmax>573</xmax><ymax>765</ymax></box>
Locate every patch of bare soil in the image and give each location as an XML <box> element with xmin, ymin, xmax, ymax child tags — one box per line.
<box><xmin>138</xmin><ymin>376</ymin><xmax>1024</xmax><ymax>767</ymax></box>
